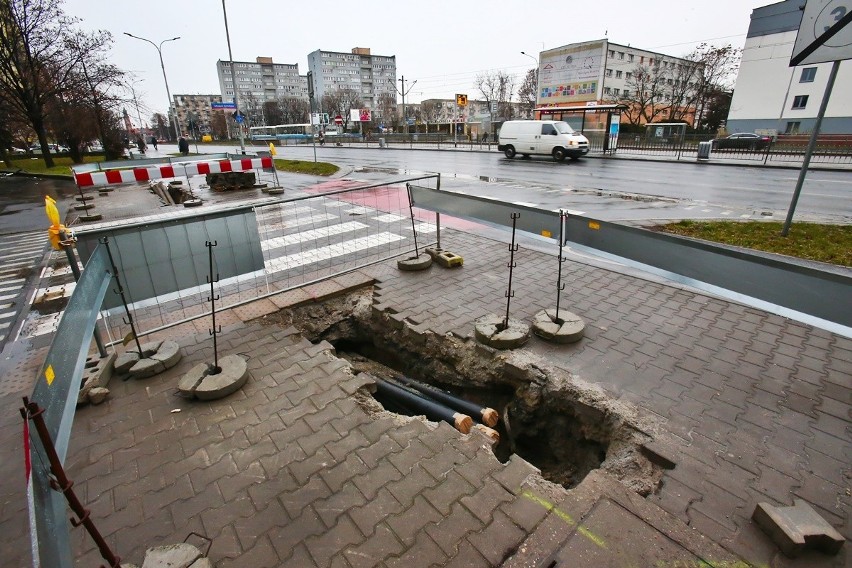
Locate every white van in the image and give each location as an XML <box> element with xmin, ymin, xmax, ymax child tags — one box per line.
<box><xmin>498</xmin><ymin>120</ymin><xmax>589</xmax><ymax>161</ymax></box>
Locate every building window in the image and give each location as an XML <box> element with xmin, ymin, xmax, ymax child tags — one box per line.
<box><xmin>785</xmin><ymin>121</ymin><xmax>800</xmax><ymax>134</ymax></box>
<box><xmin>792</xmin><ymin>95</ymin><xmax>809</xmax><ymax>109</ymax></box>
<box><xmin>622</xmin><ymin>90</ymin><xmax>630</xmax><ymax>97</ymax></box>
<box><xmin>626</xmin><ymin>72</ymin><xmax>632</xmax><ymax>79</ymax></box>
<box><xmin>606</xmin><ymin>69</ymin><xmax>613</xmax><ymax>77</ymax></box>
<box><xmin>800</xmin><ymin>67</ymin><xmax>817</xmax><ymax>82</ymax></box>
<box><xmin>604</xmin><ymin>87</ymin><xmax>611</xmax><ymax>95</ymax></box>
<box><xmin>608</xmin><ymin>50</ymin><xmax>615</xmax><ymax>58</ymax></box>
<box><xmin>618</xmin><ymin>52</ymin><xmax>624</xmax><ymax>60</ymax></box>
<box><xmin>615</xmin><ymin>70</ymin><xmax>622</xmax><ymax>78</ymax></box>
<box><xmin>628</xmin><ymin>54</ymin><xmax>634</xmax><ymax>62</ymax></box>
<box><xmin>613</xmin><ymin>88</ymin><xmax>620</xmax><ymax>95</ymax></box>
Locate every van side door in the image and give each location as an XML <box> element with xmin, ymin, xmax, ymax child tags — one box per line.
<box><xmin>538</xmin><ymin>123</ymin><xmax>558</xmax><ymax>154</ymax></box>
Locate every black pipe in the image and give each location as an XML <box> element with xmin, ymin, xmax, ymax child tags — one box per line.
<box><xmin>375</xmin><ymin>378</ymin><xmax>473</xmax><ymax>433</ymax></box>
<box><xmin>394</xmin><ymin>375</ymin><xmax>499</xmax><ymax>427</ymax></box>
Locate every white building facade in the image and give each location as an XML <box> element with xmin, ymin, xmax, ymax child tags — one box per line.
<box><xmin>726</xmin><ymin>0</ymin><xmax>852</xmax><ymax>134</ymax></box>
<box><xmin>306</xmin><ymin>47</ymin><xmax>397</xmax><ymax>110</ymax></box>
<box><xmin>216</xmin><ymin>57</ymin><xmax>309</xmax><ymax>104</ymax></box>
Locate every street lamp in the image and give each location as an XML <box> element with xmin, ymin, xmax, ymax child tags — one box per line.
<box><xmin>520</xmin><ymin>51</ymin><xmax>540</xmax><ymax>118</ymax></box>
<box><xmin>124</xmin><ymin>32</ymin><xmax>181</xmax><ymax>143</ymax></box>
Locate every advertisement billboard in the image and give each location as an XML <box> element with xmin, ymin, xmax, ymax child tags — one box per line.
<box><xmin>539</xmin><ymin>41</ymin><xmax>605</xmax><ymax>105</ymax></box>
<box><xmin>350</xmin><ymin>108</ymin><xmax>372</xmax><ymax>122</ymax></box>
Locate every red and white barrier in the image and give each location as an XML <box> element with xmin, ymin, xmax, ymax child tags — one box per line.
<box><xmin>73</xmin><ymin>156</ymin><xmax>274</xmax><ymax>188</ymax></box>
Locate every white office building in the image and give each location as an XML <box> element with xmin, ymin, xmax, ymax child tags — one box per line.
<box><xmin>306</xmin><ymin>47</ymin><xmax>397</xmax><ymax>110</ymax></box>
<box><xmin>726</xmin><ymin>0</ymin><xmax>852</xmax><ymax>134</ymax></box>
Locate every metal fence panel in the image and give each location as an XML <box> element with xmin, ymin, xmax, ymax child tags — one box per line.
<box><xmin>29</xmin><ymin>244</ymin><xmax>113</xmax><ymax>568</ymax></box>
<box><xmin>408</xmin><ymin>186</ymin><xmax>852</xmax><ymax>329</ymax></box>
<box><xmin>75</xmin><ymin>209</ymin><xmax>264</xmax><ymax>310</ymax></box>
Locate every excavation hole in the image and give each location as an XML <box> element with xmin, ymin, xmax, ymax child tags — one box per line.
<box><xmin>278</xmin><ymin>287</ymin><xmax>660</xmax><ymax>494</ymax></box>
<box><xmin>331</xmin><ymin>337</ymin><xmax>611</xmax><ymax>489</ymax></box>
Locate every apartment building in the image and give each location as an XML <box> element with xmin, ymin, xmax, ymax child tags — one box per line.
<box><xmin>171</xmin><ymin>94</ymin><xmax>224</xmax><ymax>137</ymax></box>
<box><xmin>726</xmin><ymin>0</ymin><xmax>852</xmax><ymax>134</ymax></box>
<box><xmin>307</xmin><ymin>47</ymin><xmax>397</xmax><ymax>110</ymax></box>
<box><xmin>536</xmin><ymin>39</ymin><xmax>700</xmax><ymax>125</ymax></box>
<box><xmin>216</xmin><ymin>56</ymin><xmax>309</xmax><ymax>106</ymax></box>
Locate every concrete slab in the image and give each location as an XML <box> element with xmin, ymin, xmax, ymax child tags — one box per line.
<box><xmin>397</xmin><ymin>253</ymin><xmax>432</xmax><ymax>271</ymax></box>
<box><xmin>140</xmin><ymin>543</ymin><xmax>202</xmax><ymax>568</ymax></box>
<box><xmin>753</xmin><ymin>500</ymin><xmax>845</xmax><ymax>557</ymax></box>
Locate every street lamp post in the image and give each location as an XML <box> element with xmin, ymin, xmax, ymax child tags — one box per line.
<box><xmin>520</xmin><ymin>51</ymin><xmax>540</xmax><ymax>119</ymax></box>
<box><xmin>124</xmin><ymin>32</ymin><xmax>181</xmax><ymax>143</ymax></box>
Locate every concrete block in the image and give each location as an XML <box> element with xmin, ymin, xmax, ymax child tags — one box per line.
<box><xmin>141</xmin><ymin>543</ymin><xmax>202</xmax><ymax>568</ymax></box>
<box><xmin>435</xmin><ymin>251</ymin><xmax>464</xmax><ymax>268</ymax></box>
<box><xmin>178</xmin><ymin>355</ymin><xmax>249</xmax><ymax>401</ymax></box>
<box><xmin>752</xmin><ymin>500</ymin><xmax>845</xmax><ymax>557</ymax></box>
<box><xmin>397</xmin><ymin>254</ymin><xmax>432</xmax><ymax>271</ymax></box>
<box><xmin>474</xmin><ymin>314</ymin><xmax>530</xmax><ymax>350</ymax></box>
<box><xmin>531</xmin><ymin>309</ymin><xmax>585</xmax><ymax>344</ymax></box>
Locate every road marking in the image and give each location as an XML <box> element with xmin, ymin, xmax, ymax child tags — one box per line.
<box><xmin>0</xmin><ymin>293</ymin><xmax>19</xmax><ymax>302</ymax></box>
<box><xmin>259</xmin><ymin>213</ymin><xmax>340</xmax><ymax>232</ymax></box>
<box><xmin>375</xmin><ymin>214</ymin><xmax>406</xmax><ymax>223</ymax></box>
<box><xmin>261</xmin><ymin>221</ymin><xmax>370</xmax><ymax>251</ymax></box>
<box><xmin>266</xmin><ymin>232</ymin><xmax>406</xmax><ymax>272</ymax></box>
<box><xmin>511</xmin><ymin>201</ymin><xmax>539</xmax><ymax>208</ymax></box>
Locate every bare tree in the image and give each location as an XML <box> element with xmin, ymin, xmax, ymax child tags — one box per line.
<box><xmin>610</xmin><ymin>62</ymin><xmax>669</xmax><ymax>125</ymax></box>
<box><xmin>475</xmin><ymin>70</ymin><xmax>515</xmax><ymax>132</ymax></box>
<box><xmin>517</xmin><ymin>68</ymin><xmax>537</xmax><ymax>118</ymax></box>
<box><xmin>686</xmin><ymin>44</ymin><xmax>742</xmax><ymax>130</ymax></box>
<box><xmin>210</xmin><ymin>112</ymin><xmax>228</xmax><ymax>140</ymax></box>
<box><xmin>376</xmin><ymin>92</ymin><xmax>397</xmax><ymax>129</ymax></box>
<box><xmin>279</xmin><ymin>97</ymin><xmax>309</xmax><ymax>124</ymax></box>
<box><xmin>420</xmin><ymin>100</ymin><xmax>441</xmax><ymax>132</ymax></box>
<box><xmin>321</xmin><ymin>88</ymin><xmax>363</xmax><ymax>131</ymax></box>
<box><xmin>0</xmin><ymin>0</ymin><xmax>114</xmax><ymax>166</ymax></box>
<box><xmin>263</xmin><ymin>100</ymin><xmax>283</xmax><ymax>125</ymax></box>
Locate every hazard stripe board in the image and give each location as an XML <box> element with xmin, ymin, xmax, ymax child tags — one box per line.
<box><xmin>74</xmin><ymin>157</ymin><xmax>274</xmax><ymax>188</ymax></box>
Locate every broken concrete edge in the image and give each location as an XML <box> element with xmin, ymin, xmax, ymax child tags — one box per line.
<box><xmin>139</xmin><ymin>542</ymin><xmax>203</xmax><ymax>568</ymax></box>
<box><xmin>126</xmin><ymin>340</ymin><xmax>182</xmax><ymax>379</ymax></box>
<box><xmin>264</xmin><ymin>273</ymin><xmax>377</xmax><ymax>313</ymax></box>
<box><xmin>752</xmin><ymin>500</ymin><xmax>845</xmax><ymax>557</ymax></box>
<box><xmin>77</xmin><ymin>351</ymin><xmax>117</xmax><ymax>405</ymax></box>
<box><xmin>505</xmin><ymin>470</ymin><xmax>747</xmax><ymax>568</ymax></box>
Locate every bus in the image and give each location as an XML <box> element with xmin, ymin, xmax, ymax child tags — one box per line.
<box><xmin>249</xmin><ymin>124</ymin><xmax>313</xmax><ymax>142</ymax></box>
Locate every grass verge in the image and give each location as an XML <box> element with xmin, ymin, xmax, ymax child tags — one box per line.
<box><xmin>657</xmin><ymin>220</ymin><xmax>851</xmax><ymax>267</ymax></box>
<box><xmin>273</xmin><ymin>158</ymin><xmax>338</xmax><ymax>176</ymax></box>
<box><xmin>2</xmin><ymin>155</ymin><xmax>105</xmax><ymax>176</ymax></box>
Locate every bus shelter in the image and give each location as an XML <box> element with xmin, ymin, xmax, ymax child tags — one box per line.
<box><xmin>536</xmin><ymin>104</ymin><xmax>627</xmax><ymax>153</ymax></box>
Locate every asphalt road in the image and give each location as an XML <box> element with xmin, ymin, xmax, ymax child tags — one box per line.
<box><xmin>217</xmin><ymin>142</ymin><xmax>852</xmax><ymax>223</ymax></box>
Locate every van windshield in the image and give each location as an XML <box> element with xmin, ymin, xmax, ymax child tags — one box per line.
<box><xmin>555</xmin><ymin>122</ymin><xmax>575</xmax><ymax>134</ymax></box>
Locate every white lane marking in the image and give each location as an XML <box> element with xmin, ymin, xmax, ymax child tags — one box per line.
<box><xmin>266</xmin><ymin>232</ymin><xmax>406</xmax><ymax>272</ymax></box>
<box><xmin>0</xmin><ymin>277</ymin><xmax>25</xmax><ymax>286</ymax></box>
<box><xmin>375</xmin><ymin>214</ymin><xmax>406</xmax><ymax>223</ymax></box>
<box><xmin>344</xmin><ymin>207</ymin><xmax>373</xmax><ymax>215</ymax></box>
<box><xmin>260</xmin><ymin>213</ymin><xmax>341</xmax><ymax>232</ymax></box>
<box><xmin>511</xmin><ymin>201</ymin><xmax>539</xmax><ymax>208</ymax></box>
<box><xmin>414</xmin><ymin>223</ymin><xmax>437</xmax><ymax>234</ymax></box>
<box><xmin>255</xmin><ymin>205</ymin><xmax>317</xmax><ymax>220</ymax></box>
<box><xmin>261</xmin><ymin>221</ymin><xmax>370</xmax><ymax>251</ymax></box>
<box><xmin>0</xmin><ymin>293</ymin><xmax>19</xmax><ymax>302</ymax></box>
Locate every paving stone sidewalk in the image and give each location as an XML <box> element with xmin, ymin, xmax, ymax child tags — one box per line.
<box><xmin>0</xmin><ymin>227</ymin><xmax>848</xmax><ymax>567</ymax></box>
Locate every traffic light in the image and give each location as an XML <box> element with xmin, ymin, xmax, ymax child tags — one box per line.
<box><xmin>456</xmin><ymin>93</ymin><xmax>468</xmax><ymax>107</ymax></box>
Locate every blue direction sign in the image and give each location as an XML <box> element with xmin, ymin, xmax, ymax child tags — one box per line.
<box><xmin>211</xmin><ymin>102</ymin><xmax>237</xmax><ymax>109</ymax></box>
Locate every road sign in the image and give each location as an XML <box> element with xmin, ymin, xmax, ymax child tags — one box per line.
<box><xmin>791</xmin><ymin>0</ymin><xmax>852</xmax><ymax>66</ymax></box>
<box><xmin>456</xmin><ymin>93</ymin><xmax>468</xmax><ymax>106</ymax></box>
<box><xmin>211</xmin><ymin>102</ymin><xmax>237</xmax><ymax>109</ymax></box>
<box><xmin>334</xmin><ymin>115</ymin><xmax>343</xmax><ymax>125</ymax></box>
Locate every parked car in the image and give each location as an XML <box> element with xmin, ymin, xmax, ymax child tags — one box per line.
<box><xmin>10</xmin><ymin>147</ymin><xmax>27</xmax><ymax>155</ymax></box>
<box><xmin>711</xmin><ymin>133</ymin><xmax>772</xmax><ymax>151</ymax></box>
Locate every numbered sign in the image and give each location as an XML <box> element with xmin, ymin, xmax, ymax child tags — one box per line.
<box><xmin>791</xmin><ymin>0</ymin><xmax>852</xmax><ymax>65</ymax></box>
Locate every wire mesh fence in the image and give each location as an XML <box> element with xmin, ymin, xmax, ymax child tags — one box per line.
<box><xmin>92</xmin><ymin>174</ymin><xmax>440</xmax><ymax>344</ymax></box>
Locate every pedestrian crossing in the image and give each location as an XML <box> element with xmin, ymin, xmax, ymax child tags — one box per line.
<box><xmin>17</xmin><ymin>194</ymin><xmax>434</xmax><ymax>341</ymax></box>
<box><xmin>0</xmin><ymin>231</ymin><xmax>49</xmax><ymax>349</ymax></box>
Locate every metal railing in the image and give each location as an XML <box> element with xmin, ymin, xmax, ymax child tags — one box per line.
<box><xmin>75</xmin><ymin>174</ymin><xmax>440</xmax><ymax>343</ymax></box>
<box><xmin>25</xmin><ymin>173</ymin><xmax>440</xmax><ymax>566</ymax></box>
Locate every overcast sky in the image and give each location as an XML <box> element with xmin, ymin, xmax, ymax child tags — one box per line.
<box><xmin>63</xmin><ymin>0</ymin><xmax>774</xmax><ymax>121</ymax></box>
